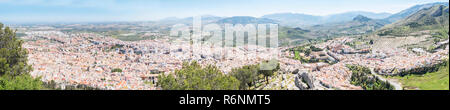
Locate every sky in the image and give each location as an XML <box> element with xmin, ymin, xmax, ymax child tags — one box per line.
<box><xmin>0</xmin><ymin>0</ymin><xmax>448</xmax><ymax>23</ymax></box>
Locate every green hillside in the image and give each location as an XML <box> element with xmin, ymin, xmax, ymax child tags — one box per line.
<box><xmin>308</xmin><ymin>15</ymin><xmax>390</xmax><ymax>37</ymax></box>
<box><xmin>378</xmin><ymin>5</ymin><xmax>449</xmax><ymax>36</ymax></box>
<box><xmin>390</xmin><ymin>60</ymin><xmax>449</xmax><ymax>90</ymax></box>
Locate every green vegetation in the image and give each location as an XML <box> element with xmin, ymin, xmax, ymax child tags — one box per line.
<box><xmin>433</xmin><ymin>29</ymin><xmax>449</xmax><ymax>39</ymax></box>
<box><xmin>345</xmin><ymin>41</ymin><xmax>369</xmax><ymax>48</ymax></box>
<box><xmin>293</xmin><ymin>51</ymin><xmax>319</xmax><ymax>63</ymax></box>
<box><xmin>112</xmin><ymin>34</ymin><xmax>150</xmax><ymax>41</ymax></box>
<box><xmin>157</xmin><ymin>61</ymin><xmax>240</xmax><ymax>90</ymax></box>
<box><xmin>144</xmin><ymin>80</ymin><xmax>154</xmax><ymax>87</ymax></box>
<box><xmin>346</xmin><ymin>65</ymin><xmax>394</xmax><ymax>90</ymax></box>
<box><xmin>104</xmin><ymin>44</ymin><xmax>124</xmax><ymax>52</ymax></box>
<box><xmin>344</xmin><ymin>36</ymin><xmax>374</xmax><ymax>50</ymax></box>
<box><xmin>390</xmin><ymin>60</ymin><xmax>449</xmax><ymax>90</ymax></box>
<box><xmin>311</xmin><ymin>17</ymin><xmax>389</xmax><ymax>37</ymax></box>
<box><xmin>378</xmin><ymin>26</ymin><xmax>412</xmax><ymax>36</ymax></box>
<box><xmin>158</xmin><ymin>60</ymin><xmax>280</xmax><ymax>90</ymax></box>
<box><xmin>0</xmin><ymin>23</ymin><xmax>43</xmax><ymax>90</ymax></box>
<box><xmin>294</xmin><ymin>51</ymin><xmax>301</xmax><ymax>60</ymax></box>
<box><xmin>0</xmin><ymin>74</ymin><xmax>42</xmax><ymax>90</ymax></box>
<box><xmin>110</xmin><ymin>44</ymin><xmax>124</xmax><ymax>50</ymax></box>
<box><xmin>378</xmin><ymin>5</ymin><xmax>449</xmax><ymax>36</ymax></box>
<box><xmin>310</xmin><ymin>45</ymin><xmax>323</xmax><ymax>52</ymax></box>
<box><xmin>230</xmin><ymin>61</ymin><xmax>281</xmax><ymax>90</ymax></box>
<box><xmin>290</xmin><ymin>45</ymin><xmax>327</xmax><ymax>63</ymax></box>
<box><xmin>395</xmin><ymin>60</ymin><xmax>448</xmax><ymax>76</ymax></box>
<box><xmin>149</xmin><ymin>70</ymin><xmax>163</xmax><ymax>74</ymax></box>
<box><xmin>259</xmin><ymin>60</ymin><xmax>281</xmax><ymax>84</ymax></box>
<box><xmin>111</xmin><ymin>68</ymin><xmax>123</xmax><ymax>73</ymax></box>
<box><xmin>106</xmin><ymin>31</ymin><xmax>157</xmax><ymax>41</ymax></box>
<box><xmin>278</xmin><ymin>27</ymin><xmax>314</xmax><ymax>46</ymax></box>
<box><xmin>230</xmin><ymin>65</ymin><xmax>259</xmax><ymax>90</ymax></box>
<box><xmin>279</xmin><ymin>27</ymin><xmax>310</xmax><ymax>39</ymax></box>
<box><xmin>432</xmin><ymin>29</ymin><xmax>449</xmax><ymax>43</ymax></box>
<box><xmin>290</xmin><ymin>45</ymin><xmax>311</xmax><ymax>56</ymax></box>
<box><xmin>16</xmin><ymin>33</ymin><xmax>26</xmax><ymax>37</ymax></box>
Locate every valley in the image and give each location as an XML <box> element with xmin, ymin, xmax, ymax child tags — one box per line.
<box><xmin>2</xmin><ymin>2</ymin><xmax>449</xmax><ymax>90</ymax></box>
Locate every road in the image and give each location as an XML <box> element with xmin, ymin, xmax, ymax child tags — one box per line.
<box><xmin>370</xmin><ymin>68</ymin><xmax>403</xmax><ymax>90</ymax></box>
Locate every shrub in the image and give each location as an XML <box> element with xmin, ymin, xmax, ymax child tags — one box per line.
<box><xmin>230</xmin><ymin>65</ymin><xmax>259</xmax><ymax>90</ymax></box>
<box><xmin>111</xmin><ymin>68</ymin><xmax>123</xmax><ymax>73</ymax></box>
<box><xmin>0</xmin><ymin>74</ymin><xmax>43</xmax><ymax>90</ymax></box>
<box><xmin>158</xmin><ymin>61</ymin><xmax>240</xmax><ymax>90</ymax></box>
<box><xmin>346</xmin><ymin>65</ymin><xmax>394</xmax><ymax>90</ymax></box>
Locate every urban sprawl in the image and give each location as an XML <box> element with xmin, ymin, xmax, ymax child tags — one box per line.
<box><xmin>20</xmin><ymin>29</ymin><xmax>449</xmax><ymax>90</ymax></box>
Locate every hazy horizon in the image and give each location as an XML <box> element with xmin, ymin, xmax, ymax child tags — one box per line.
<box><xmin>0</xmin><ymin>0</ymin><xmax>448</xmax><ymax>24</ymax></box>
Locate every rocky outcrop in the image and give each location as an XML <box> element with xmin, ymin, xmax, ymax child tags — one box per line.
<box><xmin>295</xmin><ymin>72</ymin><xmax>315</xmax><ymax>90</ymax></box>
<box><xmin>294</xmin><ymin>70</ymin><xmax>333</xmax><ymax>90</ymax></box>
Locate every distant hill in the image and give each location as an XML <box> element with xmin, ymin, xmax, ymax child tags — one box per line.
<box><xmin>261</xmin><ymin>13</ymin><xmax>322</xmax><ymax>27</ymax></box>
<box><xmin>384</xmin><ymin>2</ymin><xmax>449</xmax><ymax>23</ymax></box>
<box><xmin>214</xmin><ymin>16</ymin><xmax>313</xmax><ymax>46</ymax></box>
<box><xmin>158</xmin><ymin>15</ymin><xmax>224</xmax><ymax>25</ymax></box>
<box><xmin>378</xmin><ymin>4</ymin><xmax>449</xmax><ymax>36</ymax></box>
<box><xmin>353</xmin><ymin>15</ymin><xmax>372</xmax><ymax>22</ymax></box>
<box><xmin>323</xmin><ymin>11</ymin><xmax>392</xmax><ymax>23</ymax></box>
<box><xmin>262</xmin><ymin>11</ymin><xmax>392</xmax><ymax>27</ymax></box>
<box><xmin>184</xmin><ymin>15</ymin><xmax>224</xmax><ymax>24</ymax></box>
<box><xmin>216</xmin><ymin>16</ymin><xmax>278</xmax><ymax>24</ymax></box>
<box><xmin>307</xmin><ymin>15</ymin><xmax>390</xmax><ymax>37</ymax></box>
<box><xmin>278</xmin><ymin>27</ymin><xmax>314</xmax><ymax>46</ymax></box>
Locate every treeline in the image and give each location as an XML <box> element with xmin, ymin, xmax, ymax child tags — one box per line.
<box><xmin>0</xmin><ymin>23</ymin><xmax>43</xmax><ymax>90</ymax></box>
<box><xmin>290</xmin><ymin>45</ymin><xmax>324</xmax><ymax>63</ymax></box>
<box><xmin>157</xmin><ymin>61</ymin><xmax>240</xmax><ymax>90</ymax></box>
<box><xmin>396</xmin><ymin>59</ymin><xmax>449</xmax><ymax>76</ymax></box>
<box><xmin>229</xmin><ymin>61</ymin><xmax>280</xmax><ymax>90</ymax></box>
<box><xmin>157</xmin><ymin>60</ymin><xmax>280</xmax><ymax>90</ymax></box>
<box><xmin>346</xmin><ymin>65</ymin><xmax>394</xmax><ymax>90</ymax></box>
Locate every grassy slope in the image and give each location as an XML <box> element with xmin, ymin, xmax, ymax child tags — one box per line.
<box><xmin>377</xmin><ymin>5</ymin><xmax>449</xmax><ymax>36</ymax></box>
<box><xmin>390</xmin><ymin>60</ymin><xmax>449</xmax><ymax>90</ymax></box>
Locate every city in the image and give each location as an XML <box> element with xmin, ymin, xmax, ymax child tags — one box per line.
<box><xmin>1</xmin><ymin>0</ymin><xmax>449</xmax><ymax>91</ymax></box>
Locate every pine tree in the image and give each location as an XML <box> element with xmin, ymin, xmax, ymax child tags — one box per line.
<box><xmin>0</xmin><ymin>23</ymin><xmax>42</xmax><ymax>90</ymax></box>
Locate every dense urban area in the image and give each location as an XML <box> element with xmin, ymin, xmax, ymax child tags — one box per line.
<box><xmin>0</xmin><ymin>2</ymin><xmax>449</xmax><ymax>90</ymax></box>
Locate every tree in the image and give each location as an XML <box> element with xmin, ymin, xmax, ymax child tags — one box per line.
<box><xmin>310</xmin><ymin>46</ymin><xmax>323</xmax><ymax>52</ymax></box>
<box><xmin>111</xmin><ymin>68</ymin><xmax>123</xmax><ymax>73</ymax></box>
<box><xmin>230</xmin><ymin>65</ymin><xmax>259</xmax><ymax>90</ymax></box>
<box><xmin>346</xmin><ymin>65</ymin><xmax>393</xmax><ymax>90</ymax></box>
<box><xmin>259</xmin><ymin>60</ymin><xmax>280</xmax><ymax>84</ymax></box>
<box><xmin>158</xmin><ymin>61</ymin><xmax>240</xmax><ymax>90</ymax></box>
<box><xmin>0</xmin><ymin>23</ymin><xmax>32</xmax><ymax>76</ymax></box>
<box><xmin>0</xmin><ymin>74</ymin><xmax>42</xmax><ymax>90</ymax></box>
<box><xmin>0</xmin><ymin>23</ymin><xmax>42</xmax><ymax>90</ymax></box>
<box><xmin>304</xmin><ymin>49</ymin><xmax>311</xmax><ymax>56</ymax></box>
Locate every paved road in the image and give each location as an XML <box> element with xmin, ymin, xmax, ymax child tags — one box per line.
<box><xmin>370</xmin><ymin>68</ymin><xmax>403</xmax><ymax>90</ymax></box>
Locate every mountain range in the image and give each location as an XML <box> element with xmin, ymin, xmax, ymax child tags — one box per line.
<box><xmin>158</xmin><ymin>2</ymin><xmax>448</xmax><ymax>28</ymax></box>
<box><xmin>216</xmin><ymin>16</ymin><xmax>278</xmax><ymax>24</ymax></box>
<box><xmin>152</xmin><ymin>2</ymin><xmax>449</xmax><ymax>46</ymax></box>
<box><xmin>378</xmin><ymin>4</ymin><xmax>449</xmax><ymax>36</ymax></box>
<box><xmin>306</xmin><ymin>15</ymin><xmax>390</xmax><ymax>37</ymax></box>
<box><xmin>384</xmin><ymin>2</ymin><xmax>449</xmax><ymax>23</ymax></box>
<box><xmin>158</xmin><ymin>11</ymin><xmax>393</xmax><ymax>27</ymax></box>
<box><xmin>261</xmin><ymin>11</ymin><xmax>392</xmax><ymax>27</ymax></box>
